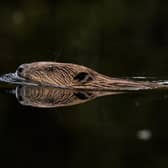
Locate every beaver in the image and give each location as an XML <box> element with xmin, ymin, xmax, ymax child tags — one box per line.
<box><xmin>13</xmin><ymin>61</ymin><xmax>166</xmax><ymax>91</ymax></box>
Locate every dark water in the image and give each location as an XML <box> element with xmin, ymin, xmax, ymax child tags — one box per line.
<box><xmin>1</xmin><ymin>86</ymin><xmax>168</xmax><ymax>168</ymax></box>
<box><xmin>1</xmin><ymin>0</ymin><xmax>168</xmax><ymax>168</ymax></box>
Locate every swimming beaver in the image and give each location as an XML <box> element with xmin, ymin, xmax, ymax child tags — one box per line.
<box><xmin>12</xmin><ymin>61</ymin><xmax>167</xmax><ymax>91</ymax></box>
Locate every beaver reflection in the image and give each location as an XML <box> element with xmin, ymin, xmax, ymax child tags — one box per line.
<box><xmin>16</xmin><ymin>85</ymin><xmax>118</xmax><ymax>108</ymax></box>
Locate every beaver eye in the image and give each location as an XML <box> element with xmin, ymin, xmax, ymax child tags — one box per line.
<box><xmin>17</xmin><ymin>66</ymin><xmax>24</xmax><ymax>73</ymax></box>
<box><xmin>74</xmin><ymin>72</ymin><xmax>93</xmax><ymax>83</ymax></box>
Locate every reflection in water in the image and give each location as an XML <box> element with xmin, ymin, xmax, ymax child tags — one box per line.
<box><xmin>1</xmin><ymin>72</ymin><xmax>168</xmax><ymax>108</ymax></box>
<box><xmin>14</xmin><ymin>85</ymin><xmax>121</xmax><ymax>108</ymax></box>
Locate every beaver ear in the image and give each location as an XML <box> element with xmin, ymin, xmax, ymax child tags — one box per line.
<box><xmin>74</xmin><ymin>72</ymin><xmax>93</xmax><ymax>83</ymax></box>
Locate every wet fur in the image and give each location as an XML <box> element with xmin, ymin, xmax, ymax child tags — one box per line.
<box><xmin>16</xmin><ymin>62</ymin><xmax>163</xmax><ymax>91</ymax></box>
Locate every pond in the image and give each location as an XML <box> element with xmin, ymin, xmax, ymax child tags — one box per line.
<box><xmin>0</xmin><ymin>1</ymin><xmax>168</xmax><ymax>168</ymax></box>
<box><xmin>0</xmin><ymin>80</ymin><xmax>168</xmax><ymax>168</ymax></box>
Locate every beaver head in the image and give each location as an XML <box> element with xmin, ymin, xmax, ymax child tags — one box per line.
<box><xmin>16</xmin><ymin>61</ymin><xmax>114</xmax><ymax>90</ymax></box>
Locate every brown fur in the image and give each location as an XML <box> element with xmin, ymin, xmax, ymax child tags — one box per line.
<box><xmin>16</xmin><ymin>62</ymin><xmax>163</xmax><ymax>91</ymax></box>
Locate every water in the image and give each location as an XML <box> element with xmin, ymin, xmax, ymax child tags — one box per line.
<box><xmin>1</xmin><ymin>77</ymin><xmax>168</xmax><ymax>168</ymax></box>
<box><xmin>1</xmin><ymin>1</ymin><xmax>168</xmax><ymax>167</ymax></box>
<box><xmin>1</xmin><ymin>71</ymin><xmax>168</xmax><ymax>108</ymax></box>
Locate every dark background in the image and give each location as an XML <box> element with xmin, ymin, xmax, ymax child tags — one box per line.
<box><xmin>0</xmin><ymin>0</ymin><xmax>168</xmax><ymax>168</ymax></box>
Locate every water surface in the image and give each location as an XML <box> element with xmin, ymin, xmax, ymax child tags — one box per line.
<box><xmin>0</xmin><ymin>1</ymin><xmax>168</xmax><ymax>167</ymax></box>
<box><xmin>0</xmin><ymin>80</ymin><xmax>168</xmax><ymax>168</ymax></box>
